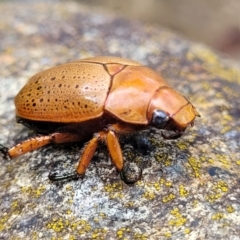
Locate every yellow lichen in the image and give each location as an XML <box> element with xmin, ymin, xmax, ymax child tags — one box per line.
<box><xmin>21</xmin><ymin>185</ymin><xmax>46</xmax><ymax>198</ymax></box>
<box><xmin>206</xmin><ymin>180</ymin><xmax>228</xmax><ymax>202</ymax></box>
<box><xmin>134</xmin><ymin>232</ymin><xmax>148</xmax><ymax>240</ymax></box>
<box><xmin>162</xmin><ymin>193</ymin><xmax>176</xmax><ymax>203</ymax></box>
<box><xmin>142</xmin><ymin>190</ymin><xmax>155</xmax><ymax>200</ymax></box>
<box><xmin>179</xmin><ymin>185</ymin><xmax>189</xmax><ymax>197</ymax></box>
<box><xmin>188</xmin><ymin>157</ymin><xmax>201</xmax><ymax>177</ymax></box>
<box><xmin>104</xmin><ymin>182</ymin><xmax>123</xmax><ymax>192</ymax></box>
<box><xmin>11</xmin><ymin>200</ymin><xmax>19</xmax><ymax>209</ymax></box>
<box><xmin>211</xmin><ymin>212</ymin><xmax>224</xmax><ymax>221</ymax></box>
<box><xmin>104</xmin><ymin>182</ymin><xmax>124</xmax><ymax>199</ymax></box>
<box><xmin>216</xmin><ymin>180</ymin><xmax>229</xmax><ymax>192</ymax></box>
<box><xmin>65</xmin><ymin>210</ymin><xmax>72</xmax><ymax>215</ymax></box>
<box><xmin>208</xmin><ymin>158</ymin><xmax>214</xmax><ymax>163</ymax></box>
<box><xmin>124</xmin><ymin>201</ymin><xmax>135</xmax><ymax>207</ymax></box>
<box><xmin>168</xmin><ymin>207</ymin><xmax>187</xmax><ymax>227</ymax></box>
<box><xmin>184</xmin><ymin>228</ymin><xmax>191</xmax><ymax>234</ymax></box>
<box><xmin>164</xmin><ymin>232</ymin><xmax>172</xmax><ymax>238</ymax></box>
<box><xmin>192</xmin><ymin>200</ymin><xmax>198</xmax><ymax>208</ymax></box>
<box><xmin>0</xmin><ymin>214</ymin><xmax>10</xmax><ymax>232</ymax></box>
<box><xmin>116</xmin><ymin>228</ymin><xmax>125</xmax><ymax>239</ymax></box>
<box><xmin>155</xmin><ymin>153</ymin><xmax>172</xmax><ymax>166</ymax></box>
<box><xmin>216</xmin><ymin>154</ymin><xmax>230</xmax><ymax>167</ymax></box>
<box><xmin>226</xmin><ymin>205</ymin><xmax>235</xmax><ymax>213</ymax></box>
<box><xmin>65</xmin><ymin>185</ymin><xmax>73</xmax><ymax>191</ymax></box>
<box><xmin>176</xmin><ymin>142</ymin><xmax>187</xmax><ymax>150</ymax></box>
<box><xmin>187</xmin><ymin>45</ymin><xmax>240</xmax><ymax>84</ymax></box>
<box><xmin>46</xmin><ymin>217</ymin><xmax>92</xmax><ymax>235</ymax></box>
<box><xmin>91</xmin><ymin>228</ymin><xmax>107</xmax><ymax>240</ymax></box>
<box><xmin>69</xmin><ymin>235</ymin><xmax>76</xmax><ymax>240</ymax></box>
<box><xmin>165</xmin><ymin>181</ymin><xmax>173</xmax><ymax>187</ymax></box>
<box><xmin>236</xmin><ymin>160</ymin><xmax>240</xmax><ymax>165</ymax></box>
<box><xmin>154</xmin><ymin>182</ymin><xmax>161</xmax><ymax>191</ymax></box>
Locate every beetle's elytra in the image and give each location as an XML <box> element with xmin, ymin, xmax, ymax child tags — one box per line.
<box><xmin>1</xmin><ymin>56</ymin><xmax>200</xmax><ymax>183</ymax></box>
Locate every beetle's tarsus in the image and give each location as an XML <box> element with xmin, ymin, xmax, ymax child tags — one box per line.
<box><xmin>161</xmin><ymin>131</ymin><xmax>182</xmax><ymax>140</ymax></box>
<box><xmin>120</xmin><ymin>162</ymin><xmax>143</xmax><ymax>184</ymax></box>
<box><xmin>48</xmin><ymin>170</ymin><xmax>84</xmax><ymax>181</ymax></box>
<box><xmin>0</xmin><ymin>144</ymin><xmax>10</xmax><ymax>159</ymax></box>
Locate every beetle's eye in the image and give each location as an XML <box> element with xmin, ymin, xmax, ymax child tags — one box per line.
<box><xmin>151</xmin><ymin>110</ymin><xmax>169</xmax><ymax>129</ymax></box>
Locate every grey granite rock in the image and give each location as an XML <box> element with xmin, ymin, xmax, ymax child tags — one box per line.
<box><xmin>0</xmin><ymin>1</ymin><xmax>240</xmax><ymax>239</ymax></box>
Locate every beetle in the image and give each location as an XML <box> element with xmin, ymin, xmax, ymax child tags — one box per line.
<box><xmin>0</xmin><ymin>56</ymin><xmax>200</xmax><ymax>183</ymax></box>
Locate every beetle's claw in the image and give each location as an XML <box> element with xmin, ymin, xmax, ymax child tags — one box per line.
<box><xmin>161</xmin><ymin>131</ymin><xmax>183</xmax><ymax>140</ymax></box>
<box><xmin>0</xmin><ymin>144</ymin><xmax>10</xmax><ymax>159</ymax></box>
<box><xmin>48</xmin><ymin>170</ymin><xmax>84</xmax><ymax>181</ymax></box>
<box><xmin>120</xmin><ymin>162</ymin><xmax>142</xmax><ymax>184</ymax></box>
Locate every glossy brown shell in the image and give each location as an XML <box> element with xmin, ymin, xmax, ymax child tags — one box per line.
<box><xmin>15</xmin><ymin>56</ymin><xmax>196</xmax><ymax>126</ymax></box>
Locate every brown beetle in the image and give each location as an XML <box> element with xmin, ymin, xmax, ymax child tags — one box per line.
<box><xmin>1</xmin><ymin>56</ymin><xmax>199</xmax><ymax>183</ymax></box>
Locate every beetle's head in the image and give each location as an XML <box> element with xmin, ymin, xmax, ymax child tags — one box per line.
<box><xmin>148</xmin><ymin>87</ymin><xmax>200</xmax><ymax>139</ymax></box>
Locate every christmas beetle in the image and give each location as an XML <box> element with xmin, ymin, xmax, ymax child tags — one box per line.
<box><xmin>1</xmin><ymin>56</ymin><xmax>200</xmax><ymax>183</ymax></box>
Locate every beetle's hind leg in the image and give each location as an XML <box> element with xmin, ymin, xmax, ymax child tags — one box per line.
<box><xmin>50</xmin><ymin>132</ymin><xmax>106</xmax><ymax>181</ymax></box>
<box><xmin>7</xmin><ymin>132</ymin><xmax>81</xmax><ymax>159</ymax></box>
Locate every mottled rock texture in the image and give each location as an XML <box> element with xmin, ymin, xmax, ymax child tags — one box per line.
<box><xmin>0</xmin><ymin>1</ymin><xmax>239</xmax><ymax>239</ymax></box>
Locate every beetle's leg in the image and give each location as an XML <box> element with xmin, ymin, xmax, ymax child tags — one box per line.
<box><xmin>8</xmin><ymin>133</ymin><xmax>81</xmax><ymax>159</ymax></box>
<box><xmin>51</xmin><ymin>123</ymin><xmax>141</xmax><ymax>181</ymax></box>
<box><xmin>49</xmin><ymin>133</ymin><xmax>104</xmax><ymax>181</ymax></box>
<box><xmin>106</xmin><ymin>130</ymin><xmax>123</xmax><ymax>171</ymax></box>
<box><xmin>105</xmin><ymin>123</ymin><xmax>139</xmax><ymax>172</ymax></box>
<box><xmin>75</xmin><ymin>124</ymin><xmax>132</xmax><ymax>177</ymax></box>
<box><xmin>105</xmin><ymin>123</ymin><xmax>142</xmax><ymax>171</ymax></box>
<box><xmin>106</xmin><ymin>123</ymin><xmax>144</xmax><ymax>183</ymax></box>
<box><xmin>76</xmin><ymin>132</ymin><xmax>105</xmax><ymax>176</ymax></box>
<box><xmin>75</xmin><ymin>127</ymin><xmax>124</xmax><ymax>179</ymax></box>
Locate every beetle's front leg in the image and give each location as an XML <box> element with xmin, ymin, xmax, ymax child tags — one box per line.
<box><xmin>7</xmin><ymin>133</ymin><xmax>81</xmax><ymax>159</ymax></box>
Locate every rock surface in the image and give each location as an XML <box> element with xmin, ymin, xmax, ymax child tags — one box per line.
<box><xmin>0</xmin><ymin>1</ymin><xmax>239</xmax><ymax>239</ymax></box>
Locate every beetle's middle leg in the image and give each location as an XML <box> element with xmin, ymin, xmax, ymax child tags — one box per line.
<box><xmin>76</xmin><ymin>123</ymin><xmax>136</xmax><ymax>176</ymax></box>
<box><xmin>7</xmin><ymin>133</ymin><xmax>81</xmax><ymax>159</ymax></box>
<box><xmin>105</xmin><ymin>123</ymin><xmax>138</xmax><ymax>171</ymax></box>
